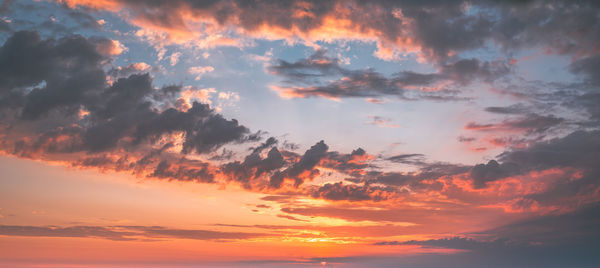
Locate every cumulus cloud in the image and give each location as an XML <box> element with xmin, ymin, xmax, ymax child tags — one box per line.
<box><xmin>470</xmin><ymin>160</ymin><xmax>521</xmax><ymax>189</ymax></box>
<box><xmin>269</xmin><ymin>140</ymin><xmax>328</xmax><ymax>188</ymax></box>
<box><xmin>188</xmin><ymin>65</ymin><xmax>214</xmax><ymax>80</ymax></box>
<box><xmin>0</xmin><ymin>31</ymin><xmax>257</xmax><ymax>183</ymax></box>
<box><xmin>107</xmin><ymin>62</ymin><xmax>152</xmax><ymax>78</ymax></box>
<box><xmin>222</xmin><ymin>139</ymin><xmax>285</xmax><ymax>188</ymax></box>
<box><xmin>0</xmin><ymin>30</ymin><xmax>395</xmax><ymax>194</ymax></box>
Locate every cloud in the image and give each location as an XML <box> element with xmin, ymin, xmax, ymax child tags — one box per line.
<box><xmin>470</xmin><ymin>160</ymin><xmax>521</xmax><ymax>189</ymax></box>
<box><xmin>368</xmin><ymin>203</ymin><xmax>600</xmax><ymax>267</ymax></box>
<box><xmin>107</xmin><ymin>62</ymin><xmax>152</xmax><ymax>78</ymax></box>
<box><xmin>222</xmin><ymin>143</ymin><xmax>286</xmax><ymax>188</ymax></box>
<box><xmin>269</xmin><ymin>140</ymin><xmax>328</xmax><ymax>188</ymax></box>
<box><xmin>188</xmin><ymin>65</ymin><xmax>214</xmax><ymax>80</ymax></box>
<box><xmin>276</xmin><ymin>214</ymin><xmax>307</xmax><ymax>222</ymax></box>
<box><xmin>386</xmin><ymin>153</ymin><xmax>426</xmax><ymax>165</ymax></box>
<box><xmin>358</xmin><ymin>162</ymin><xmax>469</xmax><ymax>188</ymax></box>
<box><xmin>151</xmin><ymin>159</ymin><xmax>214</xmax><ymax>183</ymax></box>
<box><xmin>311</xmin><ymin>182</ymin><xmax>394</xmax><ymax>202</ymax></box>
<box><xmin>58</xmin><ymin>1</ymin><xmax>600</xmax><ymax>64</ymax></box>
<box><xmin>0</xmin><ymin>31</ymin><xmax>258</xmax><ymax>183</ymax></box>
<box><xmin>466</xmin><ymin>129</ymin><xmax>600</xmax><ymax>205</ymax></box>
<box><xmin>169</xmin><ymin>52</ymin><xmax>181</xmax><ymax>66</ymax></box>
<box><xmin>484</xmin><ymin>103</ymin><xmax>530</xmax><ymax>115</ymax></box>
<box><xmin>570</xmin><ymin>53</ymin><xmax>600</xmax><ymax>87</ymax></box>
<box><xmin>374</xmin><ymin>237</ymin><xmax>504</xmax><ymax>250</ymax></box>
<box><xmin>372</xmin><ymin>203</ymin><xmax>600</xmax><ymax>266</ymax></box>
<box><xmin>366</xmin><ymin>116</ymin><xmax>400</xmax><ymax>128</ymax></box>
<box><xmin>92</xmin><ymin>38</ymin><xmax>126</xmax><ymax>56</ymax></box>
<box><xmin>0</xmin><ymin>224</ymin><xmax>267</xmax><ymax>241</ymax></box>
<box><xmin>465</xmin><ymin>113</ymin><xmax>564</xmax><ymax>134</ymax></box>
<box><xmin>65</xmin><ymin>8</ymin><xmax>105</xmax><ymax>30</ymax></box>
<box><xmin>481</xmin><ymin>202</ymin><xmax>600</xmax><ymax>247</ymax></box>
<box><xmin>496</xmin><ymin>130</ymin><xmax>600</xmax><ymax>173</ymax></box>
<box><xmin>268</xmin><ymin>50</ymin><xmax>509</xmax><ymax>100</ymax></box>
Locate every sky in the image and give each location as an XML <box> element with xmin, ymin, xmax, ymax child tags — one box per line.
<box><xmin>0</xmin><ymin>0</ymin><xmax>599</xmax><ymax>267</ymax></box>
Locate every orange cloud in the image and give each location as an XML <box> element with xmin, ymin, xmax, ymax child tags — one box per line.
<box><xmin>56</xmin><ymin>0</ymin><xmax>423</xmax><ymax>60</ymax></box>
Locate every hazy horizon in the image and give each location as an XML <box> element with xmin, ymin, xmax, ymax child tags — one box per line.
<box><xmin>0</xmin><ymin>0</ymin><xmax>599</xmax><ymax>267</ymax></box>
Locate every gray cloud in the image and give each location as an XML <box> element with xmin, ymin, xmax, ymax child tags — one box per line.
<box><xmin>268</xmin><ymin>50</ymin><xmax>509</xmax><ymax>100</ymax></box>
<box><xmin>465</xmin><ymin>113</ymin><xmax>564</xmax><ymax>134</ymax></box>
<box><xmin>467</xmin><ymin>130</ymin><xmax>600</xmax><ymax>198</ymax></box>
<box><xmin>386</xmin><ymin>153</ymin><xmax>426</xmax><ymax>165</ymax></box>
<box><xmin>366</xmin><ymin>204</ymin><xmax>600</xmax><ymax>267</ymax></box>
<box><xmin>312</xmin><ymin>182</ymin><xmax>393</xmax><ymax>202</ymax></box>
<box><xmin>222</xmin><ymin>145</ymin><xmax>286</xmax><ymax>187</ymax></box>
<box><xmin>0</xmin><ymin>31</ymin><xmax>259</xmax><ymax>183</ymax></box>
<box><xmin>484</xmin><ymin>103</ymin><xmax>531</xmax><ymax>115</ymax></box>
<box><xmin>470</xmin><ymin>160</ymin><xmax>521</xmax><ymax>189</ymax></box>
<box><xmin>374</xmin><ymin>236</ymin><xmax>506</xmax><ymax>250</ymax></box>
<box><xmin>62</xmin><ymin>1</ymin><xmax>600</xmax><ymax>65</ymax></box>
<box><xmin>269</xmin><ymin>140</ymin><xmax>328</xmax><ymax>188</ymax></box>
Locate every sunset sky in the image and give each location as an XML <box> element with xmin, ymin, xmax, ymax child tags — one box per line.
<box><xmin>0</xmin><ymin>0</ymin><xmax>599</xmax><ymax>267</ymax></box>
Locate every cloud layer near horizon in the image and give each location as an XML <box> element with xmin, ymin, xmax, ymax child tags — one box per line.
<box><xmin>1</xmin><ymin>1</ymin><xmax>600</xmax><ymax>266</ymax></box>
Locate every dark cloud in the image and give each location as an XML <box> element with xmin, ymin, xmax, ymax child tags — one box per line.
<box><xmin>266</xmin><ymin>49</ymin><xmax>343</xmax><ymax>83</ymax></box>
<box><xmin>386</xmin><ymin>153</ymin><xmax>425</xmax><ymax>165</ymax></box>
<box><xmin>367</xmin><ymin>204</ymin><xmax>600</xmax><ymax>267</ymax></box>
<box><xmin>222</xmin><ymin>146</ymin><xmax>285</xmax><ymax>187</ymax></box>
<box><xmin>0</xmin><ymin>31</ymin><xmax>105</xmax><ymax>115</ymax></box>
<box><xmin>385</xmin><ymin>203</ymin><xmax>600</xmax><ymax>267</ymax></box>
<box><xmin>318</xmin><ymin>147</ymin><xmax>372</xmax><ymax>174</ymax></box>
<box><xmin>440</xmin><ymin>58</ymin><xmax>511</xmax><ymax>84</ymax></box>
<box><xmin>570</xmin><ymin>55</ymin><xmax>600</xmax><ymax>87</ymax></box>
<box><xmin>107</xmin><ymin>62</ymin><xmax>152</xmax><ymax>78</ymax></box>
<box><xmin>0</xmin><ymin>31</ymin><xmax>259</xmax><ymax>184</ymax></box>
<box><xmin>269</xmin><ymin>140</ymin><xmax>328</xmax><ymax>188</ymax></box>
<box><xmin>358</xmin><ymin>162</ymin><xmax>469</xmax><ymax>189</ymax></box>
<box><xmin>481</xmin><ymin>202</ymin><xmax>600</xmax><ymax>248</ymax></box>
<box><xmin>467</xmin><ymin>130</ymin><xmax>600</xmax><ymax>201</ymax></box>
<box><xmin>63</xmin><ymin>1</ymin><xmax>600</xmax><ymax>65</ymax></box>
<box><xmin>268</xmin><ymin>51</ymin><xmax>509</xmax><ymax>100</ymax></box>
<box><xmin>374</xmin><ymin>237</ymin><xmax>506</xmax><ymax>250</ymax></box>
<box><xmin>470</xmin><ymin>160</ymin><xmax>520</xmax><ymax>189</ymax></box>
<box><xmin>151</xmin><ymin>160</ymin><xmax>214</xmax><ymax>183</ymax></box>
<box><xmin>484</xmin><ymin>103</ymin><xmax>530</xmax><ymax>115</ymax></box>
<box><xmin>250</xmin><ymin>136</ymin><xmax>278</xmax><ymax>154</ymax></box>
<box><xmin>571</xmin><ymin>92</ymin><xmax>600</xmax><ymax>123</ymax></box>
<box><xmin>497</xmin><ymin>130</ymin><xmax>599</xmax><ymax>173</ymax></box>
<box><xmin>465</xmin><ymin>113</ymin><xmax>564</xmax><ymax>134</ymax></box>
<box><xmin>311</xmin><ymin>182</ymin><xmax>393</xmax><ymax>202</ymax></box>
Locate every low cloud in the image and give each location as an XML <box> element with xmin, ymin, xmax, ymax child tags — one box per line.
<box><xmin>0</xmin><ymin>225</ymin><xmax>268</xmax><ymax>241</ymax></box>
